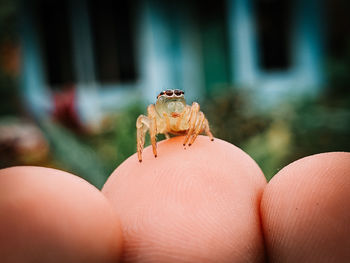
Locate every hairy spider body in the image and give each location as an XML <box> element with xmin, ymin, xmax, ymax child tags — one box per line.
<box><xmin>136</xmin><ymin>89</ymin><xmax>213</xmax><ymax>162</ymax></box>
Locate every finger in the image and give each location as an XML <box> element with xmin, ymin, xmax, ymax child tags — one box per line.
<box><xmin>0</xmin><ymin>166</ymin><xmax>122</xmax><ymax>263</ymax></box>
<box><xmin>102</xmin><ymin>135</ymin><xmax>267</xmax><ymax>262</ymax></box>
<box><xmin>261</xmin><ymin>152</ymin><xmax>350</xmax><ymax>262</ymax></box>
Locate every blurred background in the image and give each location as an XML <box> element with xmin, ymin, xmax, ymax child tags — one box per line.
<box><xmin>0</xmin><ymin>0</ymin><xmax>349</xmax><ymax>188</ymax></box>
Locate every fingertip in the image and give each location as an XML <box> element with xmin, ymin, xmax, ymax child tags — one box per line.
<box><xmin>261</xmin><ymin>152</ymin><xmax>350</xmax><ymax>262</ymax></box>
<box><xmin>0</xmin><ymin>166</ymin><xmax>122</xmax><ymax>263</ymax></box>
<box><xmin>103</xmin><ymin>136</ymin><xmax>267</xmax><ymax>262</ymax></box>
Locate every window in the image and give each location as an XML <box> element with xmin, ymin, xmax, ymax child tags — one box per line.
<box><xmin>37</xmin><ymin>0</ymin><xmax>75</xmax><ymax>88</ymax></box>
<box><xmin>326</xmin><ymin>0</ymin><xmax>350</xmax><ymax>59</ymax></box>
<box><xmin>88</xmin><ymin>0</ymin><xmax>137</xmax><ymax>83</ymax></box>
<box><xmin>254</xmin><ymin>0</ymin><xmax>293</xmax><ymax>70</ymax></box>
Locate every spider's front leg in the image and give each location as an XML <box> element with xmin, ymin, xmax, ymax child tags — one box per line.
<box><xmin>183</xmin><ymin>102</ymin><xmax>200</xmax><ymax>146</ymax></box>
<box><xmin>136</xmin><ymin>115</ymin><xmax>150</xmax><ymax>162</ymax></box>
<box><xmin>188</xmin><ymin>111</ymin><xmax>205</xmax><ymax>146</ymax></box>
<box><xmin>147</xmin><ymin>104</ymin><xmax>158</xmax><ymax>158</ymax></box>
<box><xmin>164</xmin><ymin>133</ymin><xmax>170</xmax><ymax>139</ymax></box>
<box><xmin>183</xmin><ymin>102</ymin><xmax>214</xmax><ymax>146</ymax></box>
<box><xmin>202</xmin><ymin>118</ymin><xmax>214</xmax><ymax>141</ymax></box>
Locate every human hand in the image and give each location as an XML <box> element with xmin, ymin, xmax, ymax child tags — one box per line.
<box><xmin>0</xmin><ymin>136</ymin><xmax>349</xmax><ymax>262</ymax></box>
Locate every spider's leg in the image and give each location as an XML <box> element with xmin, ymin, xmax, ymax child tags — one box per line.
<box><xmin>163</xmin><ymin>112</ymin><xmax>171</xmax><ymax>132</ymax></box>
<box><xmin>188</xmin><ymin>111</ymin><xmax>205</xmax><ymax>146</ymax></box>
<box><xmin>183</xmin><ymin>102</ymin><xmax>200</xmax><ymax>146</ymax></box>
<box><xmin>202</xmin><ymin>118</ymin><xmax>214</xmax><ymax>141</ymax></box>
<box><xmin>164</xmin><ymin>132</ymin><xmax>170</xmax><ymax>139</ymax></box>
<box><xmin>147</xmin><ymin>104</ymin><xmax>158</xmax><ymax>158</ymax></box>
<box><xmin>136</xmin><ymin>115</ymin><xmax>150</xmax><ymax>162</ymax></box>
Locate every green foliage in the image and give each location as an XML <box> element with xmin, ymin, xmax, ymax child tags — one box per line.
<box><xmin>0</xmin><ymin>0</ymin><xmax>349</xmax><ymax>186</ymax></box>
<box><xmin>40</xmin><ymin>119</ymin><xmax>108</xmax><ymax>189</ymax></box>
<box><xmin>0</xmin><ymin>0</ymin><xmax>19</xmax><ymax>115</ymax></box>
<box><xmin>0</xmin><ymin>71</ymin><xmax>18</xmax><ymax>115</ymax></box>
<box><xmin>62</xmin><ymin>91</ymin><xmax>350</xmax><ymax>184</ymax></box>
<box><xmin>203</xmin><ymin>91</ymin><xmax>281</xmax><ymax>179</ymax></box>
<box><xmin>2</xmin><ymin>90</ymin><xmax>350</xmax><ymax>186</ymax></box>
<box><xmin>84</xmin><ymin>104</ymin><xmax>146</xmax><ymax>176</ymax></box>
<box><xmin>203</xmin><ymin>91</ymin><xmax>270</xmax><ymax>146</ymax></box>
<box><xmin>284</xmin><ymin>96</ymin><xmax>350</xmax><ymax>164</ymax></box>
<box><xmin>203</xmin><ymin>90</ymin><xmax>350</xmax><ymax>180</ymax></box>
<box><xmin>0</xmin><ymin>0</ymin><xmax>18</xmax><ymax>41</ymax></box>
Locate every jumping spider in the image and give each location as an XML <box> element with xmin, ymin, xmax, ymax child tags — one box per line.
<box><xmin>136</xmin><ymin>89</ymin><xmax>214</xmax><ymax>162</ymax></box>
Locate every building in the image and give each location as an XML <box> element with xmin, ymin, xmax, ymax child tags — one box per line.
<box><xmin>20</xmin><ymin>0</ymin><xmax>324</xmax><ymax>126</ymax></box>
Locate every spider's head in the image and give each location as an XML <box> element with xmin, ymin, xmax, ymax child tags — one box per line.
<box><xmin>155</xmin><ymin>89</ymin><xmax>186</xmax><ymax>118</ymax></box>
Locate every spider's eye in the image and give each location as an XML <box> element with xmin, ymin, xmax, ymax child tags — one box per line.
<box><xmin>181</xmin><ymin>90</ymin><xmax>184</xmax><ymax>95</ymax></box>
<box><xmin>174</xmin><ymin>89</ymin><xmax>182</xmax><ymax>96</ymax></box>
<box><xmin>157</xmin><ymin>91</ymin><xmax>165</xmax><ymax>99</ymax></box>
<box><xmin>165</xmin><ymin>90</ymin><xmax>173</xmax><ymax>96</ymax></box>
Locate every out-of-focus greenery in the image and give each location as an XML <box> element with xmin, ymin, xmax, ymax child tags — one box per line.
<box><xmin>244</xmin><ymin>96</ymin><xmax>350</xmax><ymax>180</ymax></box>
<box><xmin>0</xmin><ymin>68</ymin><xmax>18</xmax><ymax>115</ymax></box>
<box><xmin>204</xmin><ymin>90</ymin><xmax>350</xmax><ymax>180</ymax></box>
<box><xmin>0</xmin><ymin>0</ymin><xmax>19</xmax><ymax>116</ymax></box>
<box><xmin>0</xmin><ymin>0</ymin><xmax>17</xmax><ymax>41</ymax></box>
<box><xmin>82</xmin><ymin>104</ymin><xmax>146</xmax><ymax>175</ymax></box>
<box><xmin>203</xmin><ymin>90</ymin><xmax>271</xmax><ymax>146</ymax></box>
<box><xmin>33</xmin><ymin>104</ymin><xmax>147</xmax><ymax>188</ymax></box>
<box><xmin>39</xmin><ymin>119</ymin><xmax>108</xmax><ymax>189</ymax></box>
<box><xmin>52</xmin><ymin>87</ymin><xmax>349</xmax><ymax>184</ymax></box>
<box><xmin>1</xmin><ymin>0</ymin><xmax>349</xmax><ymax>186</ymax></box>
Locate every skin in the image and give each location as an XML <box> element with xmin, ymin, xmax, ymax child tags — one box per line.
<box><xmin>0</xmin><ymin>136</ymin><xmax>350</xmax><ymax>262</ymax></box>
<box><xmin>261</xmin><ymin>152</ymin><xmax>350</xmax><ymax>262</ymax></box>
<box><xmin>0</xmin><ymin>166</ymin><xmax>122</xmax><ymax>263</ymax></box>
